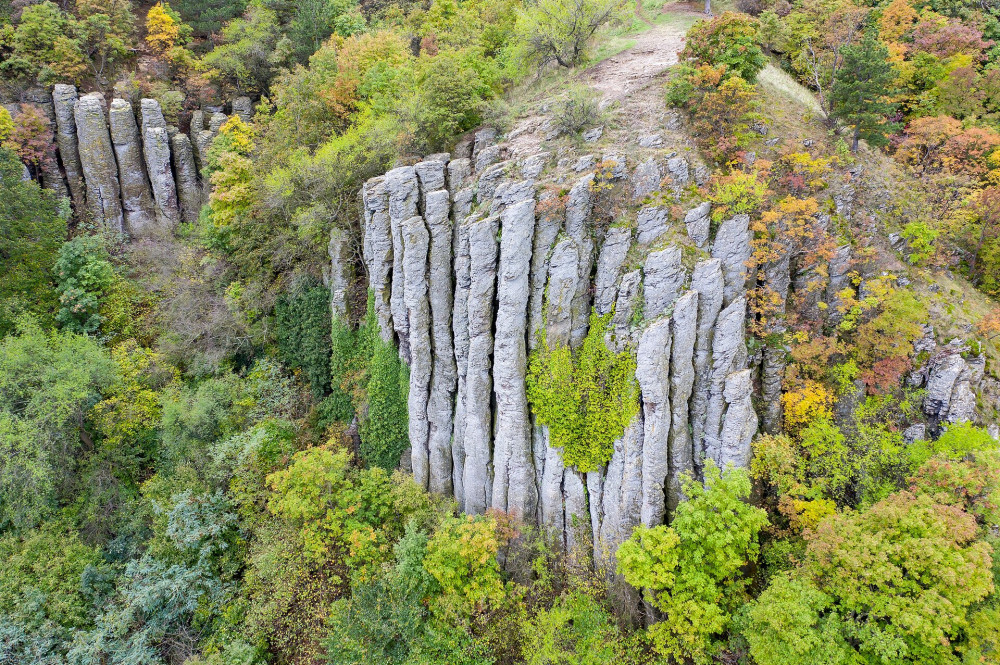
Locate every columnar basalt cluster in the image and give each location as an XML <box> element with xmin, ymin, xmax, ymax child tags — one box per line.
<box><xmin>359</xmin><ymin>132</ymin><xmax>759</xmax><ymax>561</ymax></box>
<box><xmin>29</xmin><ymin>85</ymin><xmax>244</xmax><ymax>236</ymax></box>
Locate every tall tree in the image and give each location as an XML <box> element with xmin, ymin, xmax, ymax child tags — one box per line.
<box><xmin>830</xmin><ymin>26</ymin><xmax>900</xmax><ymax>152</ymax></box>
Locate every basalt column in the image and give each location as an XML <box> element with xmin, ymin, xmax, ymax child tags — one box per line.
<box><xmin>52</xmin><ymin>84</ymin><xmax>86</xmax><ymax>212</ymax></box>
<box><xmin>108</xmin><ymin>99</ymin><xmax>155</xmax><ymax>235</ymax></box>
<box><xmin>74</xmin><ymin>92</ymin><xmax>123</xmax><ymax>232</ymax></box>
<box><xmin>140</xmin><ymin>99</ymin><xmax>180</xmax><ymax>230</ymax></box>
<box><xmin>491</xmin><ymin>198</ymin><xmax>538</xmax><ymax>520</ymax></box>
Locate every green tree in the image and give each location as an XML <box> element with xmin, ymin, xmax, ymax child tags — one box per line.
<box><xmin>274</xmin><ymin>282</ymin><xmax>333</xmax><ymax>397</ymax></box>
<box><xmin>53</xmin><ymin>235</ymin><xmax>116</xmax><ymax>334</ymax></box>
<box><xmin>516</xmin><ymin>0</ymin><xmax>624</xmax><ymax>68</ymax></box>
<box><xmin>745</xmin><ymin>490</ymin><xmax>995</xmax><ymax>665</ymax></box>
<box><xmin>680</xmin><ymin>12</ymin><xmax>768</xmax><ymax>83</ymax></box>
<box><xmin>0</xmin><ymin>146</ymin><xmax>66</xmax><ymax>335</ymax></box>
<box><xmin>173</xmin><ymin>0</ymin><xmax>247</xmax><ymax>38</ymax></box>
<box><xmin>616</xmin><ymin>462</ymin><xmax>769</xmax><ymax>663</ymax></box>
<box><xmin>830</xmin><ymin>27</ymin><xmax>900</xmax><ymax>152</ymax></box>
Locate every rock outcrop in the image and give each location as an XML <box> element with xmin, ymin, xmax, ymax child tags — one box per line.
<box><xmin>108</xmin><ymin>99</ymin><xmax>156</xmax><ymax>235</ymax></box>
<box><xmin>140</xmin><ymin>99</ymin><xmax>180</xmax><ymax>230</ymax></box>
<box><xmin>74</xmin><ymin>93</ymin><xmax>123</xmax><ymax>231</ymax></box>
<box><xmin>52</xmin><ymin>84</ymin><xmax>85</xmax><ymax>212</ymax></box>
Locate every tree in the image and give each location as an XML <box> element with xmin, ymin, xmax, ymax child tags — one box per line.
<box><xmin>616</xmin><ymin>462</ymin><xmax>769</xmax><ymax>663</ymax></box>
<box><xmin>516</xmin><ymin>0</ymin><xmax>624</xmax><ymax>68</ymax></box>
<box><xmin>830</xmin><ymin>27</ymin><xmax>900</xmax><ymax>152</ymax></box>
<box><xmin>746</xmin><ymin>490</ymin><xmax>994</xmax><ymax>665</ymax></box>
<box><xmin>146</xmin><ymin>3</ymin><xmax>181</xmax><ymax>55</ymax></box>
<box><xmin>681</xmin><ymin>12</ymin><xmax>768</xmax><ymax>83</ymax></box>
<box><xmin>0</xmin><ymin>146</ymin><xmax>66</xmax><ymax>334</ymax></box>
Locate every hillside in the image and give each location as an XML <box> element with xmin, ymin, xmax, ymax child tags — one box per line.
<box><xmin>2</xmin><ymin>0</ymin><xmax>1000</xmax><ymax>664</ymax></box>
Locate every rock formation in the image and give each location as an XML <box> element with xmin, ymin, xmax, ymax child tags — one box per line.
<box><xmin>52</xmin><ymin>84</ymin><xmax>86</xmax><ymax>212</ymax></box>
<box><xmin>140</xmin><ymin>99</ymin><xmax>180</xmax><ymax>230</ymax></box>
<box><xmin>108</xmin><ymin>99</ymin><xmax>156</xmax><ymax>235</ymax></box>
<box><xmin>74</xmin><ymin>92</ymin><xmax>124</xmax><ymax>232</ymax></box>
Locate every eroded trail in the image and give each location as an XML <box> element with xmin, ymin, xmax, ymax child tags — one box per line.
<box><xmin>580</xmin><ymin>10</ymin><xmax>698</xmax><ymax>102</ymax></box>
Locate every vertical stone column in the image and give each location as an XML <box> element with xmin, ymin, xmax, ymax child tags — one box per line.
<box><xmin>52</xmin><ymin>84</ymin><xmax>86</xmax><ymax>213</ymax></box>
<box><xmin>402</xmin><ymin>216</ymin><xmax>432</xmax><ymax>489</ymax></box>
<box><xmin>385</xmin><ymin>166</ymin><xmax>418</xmax><ymax>361</ymax></box>
<box><xmin>462</xmin><ymin>214</ymin><xmax>500</xmax><ymax>514</ymax></box>
<box><xmin>328</xmin><ymin>228</ymin><xmax>353</xmax><ymax>320</ymax></box>
<box><xmin>491</xmin><ymin>198</ymin><xmax>537</xmax><ymax>520</ymax></box>
<box><xmin>74</xmin><ymin>93</ymin><xmax>124</xmax><ymax>232</ymax></box>
<box><xmin>172</xmin><ymin>132</ymin><xmax>201</xmax><ymax>224</ymax></box>
<box><xmin>425</xmin><ymin>189</ymin><xmax>456</xmax><ymax>495</ymax></box>
<box><xmin>689</xmin><ymin>259</ymin><xmax>724</xmax><ymax>472</ymax></box>
<box><xmin>108</xmin><ymin>99</ymin><xmax>155</xmax><ymax>235</ymax></box>
<box><xmin>566</xmin><ymin>174</ymin><xmax>595</xmax><ymax>348</ymax></box>
<box><xmin>362</xmin><ymin>177</ymin><xmax>394</xmax><ymax>342</ymax></box>
<box><xmin>643</xmin><ymin>246</ymin><xmax>685</xmax><ymax>319</ymax></box>
<box><xmin>451</xmin><ymin>207</ymin><xmax>473</xmax><ymax>505</ymax></box>
<box><xmin>594</xmin><ymin>226</ymin><xmax>632</xmax><ymax>316</ymax></box>
<box><xmin>140</xmin><ymin>99</ymin><xmax>180</xmax><ymax>230</ymax></box>
<box><xmin>711</xmin><ymin>214</ymin><xmax>752</xmax><ymax>307</ymax></box>
<box><xmin>703</xmin><ymin>296</ymin><xmax>748</xmax><ymax>467</ymax></box>
<box><xmin>667</xmin><ymin>291</ymin><xmax>698</xmax><ymax>515</ymax></box>
<box><xmin>636</xmin><ymin>317</ymin><xmax>672</xmax><ymax>527</ymax></box>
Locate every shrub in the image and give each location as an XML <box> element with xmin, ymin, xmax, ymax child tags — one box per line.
<box><xmin>553</xmin><ymin>84</ymin><xmax>603</xmax><ymax>135</ymax></box>
<box><xmin>53</xmin><ymin>235</ymin><xmax>115</xmax><ymax>334</ymax></box>
<box><xmin>275</xmin><ymin>282</ymin><xmax>333</xmax><ymax>397</ymax></box>
<box><xmin>413</xmin><ymin>51</ymin><xmax>490</xmax><ymax>151</ymax></box>
<box><xmin>516</xmin><ymin>0</ymin><xmax>624</xmax><ymax>68</ymax></box>
<box><xmin>681</xmin><ymin>13</ymin><xmax>768</xmax><ymax>83</ymax></box>
<box><xmin>527</xmin><ymin>310</ymin><xmax>639</xmax><ymax>472</ymax></box>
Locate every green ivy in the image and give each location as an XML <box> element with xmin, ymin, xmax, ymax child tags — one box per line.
<box><xmin>527</xmin><ymin>310</ymin><xmax>639</xmax><ymax>472</ymax></box>
<box><xmin>275</xmin><ymin>282</ymin><xmax>332</xmax><ymax>397</ymax></box>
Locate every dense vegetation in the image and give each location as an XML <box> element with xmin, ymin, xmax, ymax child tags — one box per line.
<box><xmin>1</xmin><ymin>0</ymin><xmax>1000</xmax><ymax>662</ymax></box>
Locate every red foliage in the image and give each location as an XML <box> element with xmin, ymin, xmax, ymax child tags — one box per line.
<box><xmin>911</xmin><ymin>19</ymin><xmax>993</xmax><ymax>60</ymax></box>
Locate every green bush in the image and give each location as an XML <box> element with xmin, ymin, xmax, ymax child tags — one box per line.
<box><xmin>527</xmin><ymin>310</ymin><xmax>639</xmax><ymax>471</ymax></box>
<box><xmin>553</xmin><ymin>85</ymin><xmax>603</xmax><ymax>135</ymax></box>
<box><xmin>680</xmin><ymin>12</ymin><xmax>767</xmax><ymax>83</ymax></box>
<box><xmin>275</xmin><ymin>282</ymin><xmax>333</xmax><ymax>397</ymax></box>
<box><xmin>53</xmin><ymin>235</ymin><xmax>115</xmax><ymax>334</ymax></box>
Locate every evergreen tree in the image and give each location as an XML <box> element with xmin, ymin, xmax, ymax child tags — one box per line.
<box><xmin>830</xmin><ymin>27</ymin><xmax>899</xmax><ymax>152</ymax></box>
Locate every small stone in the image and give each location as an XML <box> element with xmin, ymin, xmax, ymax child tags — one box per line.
<box><xmin>583</xmin><ymin>126</ymin><xmax>604</xmax><ymax>142</ymax></box>
<box><xmin>638</xmin><ymin>134</ymin><xmax>663</xmax><ymax>148</ymax></box>
<box><xmin>573</xmin><ymin>155</ymin><xmax>596</xmax><ymax>172</ymax></box>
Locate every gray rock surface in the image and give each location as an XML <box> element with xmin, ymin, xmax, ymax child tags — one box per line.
<box><xmin>718</xmin><ymin>369</ymin><xmax>757</xmax><ymax>468</ymax></box>
<box><xmin>171</xmin><ymin>132</ymin><xmax>201</xmax><ymax>224</ymax></box>
<box><xmin>74</xmin><ymin>93</ymin><xmax>123</xmax><ymax>231</ymax></box>
<box><xmin>362</xmin><ymin>177</ymin><xmax>394</xmax><ymax>341</ymax></box>
<box><xmin>386</xmin><ymin>166</ymin><xmax>419</xmax><ymax>360</ymax></box>
<box><xmin>140</xmin><ymin>99</ymin><xmax>180</xmax><ymax>229</ymax></box>
<box><xmin>492</xmin><ymin>199</ymin><xmax>538</xmax><ymax>520</ymax></box>
<box><xmin>447</xmin><ymin>158</ymin><xmax>471</xmax><ymax>194</ymax></box>
<box><xmin>643</xmin><ymin>247</ymin><xmax>685</xmax><ymax>319</ymax></box>
<box><xmin>108</xmin><ymin>99</ymin><xmax>155</xmax><ymax>234</ymax></box>
<box><xmin>566</xmin><ymin>175</ymin><xmax>595</xmax><ymax>348</ymax></box>
<box><xmin>425</xmin><ymin>190</ymin><xmax>456</xmax><ymax>495</ymax></box>
<box><xmin>711</xmin><ymin>214</ymin><xmax>751</xmax><ymax>307</ymax></box>
<box><xmin>415</xmin><ymin>160</ymin><xmax>447</xmax><ymax>201</ymax></box>
<box><xmin>402</xmin><ymin>216</ymin><xmax>432</xmax><ymax>489</ymax></box>
<box><xmin>232</xmin><ymin>96</ymin><xmax>253</xmax><ymax>122</ymax></box>
<box><xmin>463</xmin><ymin>214</ymin><xmax>500</xmax><ymax>514</ymax></box>
<box><xmin>594</xmin><ymin>226</ymin><xmax>632</xmax><ymax>315</ymax></box>
<box><xmin>609</xmin><ymin>269</ymin><xmax>642</xmax><ymax>352</ymax></box>
<box><xmin>451</xmin><ymin>214</ymin><xmax>472</xmax><ymax>505</ymax></box>
<box><xmin>632</xmin><ymin>158</ymin><xmax>661</xmax><ymax>201</ymax></box>
<box><xmin>668</xmin><ymin>291</ymin><xmax>697</xmax><ymax>514</ymax></box>
<box><xmin>529</xmin><ymin>193</ymin><xmax>562</xmax><ymax>347</ymax></box>
<box><xmin>703</xmin><ymin>297</ymin><xmax>748</xmax><ymax>467</ymax></box>
<box><xmin>52</xmin><ymin>84</ymin><xmax>86</xmax><ymax>211</ymax></box>
<box><xmin>688</xmin><ymin>259</ymin><xmax>725</xmax><ymax>469</ymax></box>
<box><xmin>545</xmin><ymin>239</ymin><xmax>580</xmax><ymax>348</ymax></box>
<box><xmin>636</xmin><ymin>207</ymin><xmax>669</xmax><ymax>245</ymax></box>
<box><xmin>636</xmin><ymin>317</ymin><xmax>672</xmax><ymax>527</ymax></box>
<box><xmin>684</xmin><ymin>202</ymin><xmax>711</xmax><ymax>248</ymax></box>
<box><xmin>328</xmin><ymin>228</ymin><xmax>353</xmax><ymax>320</ymax></box>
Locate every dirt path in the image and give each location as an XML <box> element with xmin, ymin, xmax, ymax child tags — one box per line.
<box><xmin>580</xmin><ymin>9</ymin><xmax>700</xmax><ymax>102</ymax></box>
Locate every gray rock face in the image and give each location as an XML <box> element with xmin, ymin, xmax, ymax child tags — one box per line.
<box><xmin>232</xmin><ymin>96</ymin><xmax>253</xmax><ymax>122</ymax></box>
<box><xmin>545</xmin><ymin>239</ymin><xmax>580</xmax><ymax>348</ymax></box>
<box><xmin>643</xmin><ymin>247</ymin><xmax>685</xmax><ymax>319</ymax></box>
<box><xmin>521</xmin><ymin>152</ymin><xmax>550</xmax><ymax>179</ymax></box>
<box><xmin>594</xmin><ymin>226</ymin><xmax>632</xmax><ymax>315</ymax></box>
<box><xmin>711</xmin><ymin>214</ymin><xmax>751</xmax><ymax>307</ymax></box>
<box><xmin>703</xmin><ymin>297</ymin><xmax>748</xmax><ymax>467</ymax></box>
<box><xmin>566</xmin><ymin>175</ymin><xmax>595</xmax><ymax>348</ymax></box>
<box><xmin>447</xmin><ymin>158</ymin><xmax>471</xmax><ymax>194</ymax></box>
<box><xmin>633</xmin><ymin>158</ymin><xmax>661</xmax><ymax>201</ymax></box>
<box><xmin>328</xmin><ymin>229</ymin><xmax>353</xmax><ymax>322</ymax></box>
<box><xmin>140</xmin><ymin>99</ymin><xmax>180</xmax><ymax>229</ymax></box>
<box><xmin>924</xmin><ymin>350</ymin><xmax>985</xmax><ymax>433</ymax></box>
<box><xmin>362</xmin><ymin>177</ymin><xmax>394</xmax><ymax>341</ymax></box>
<box><xmin>492</xmin><ymin>199</ymin><xmax>538</xmax><ymax>520</ymax></box>
<box><xmin>425</xmin><ymin>190</ymin><xmax>456</xmax><ymax>495</ymax></box>
<box><xmin>52</xmin><ymin>84</ymin><xmax>86</xmax><ymax>212</ymax></box>
<box><xmin>609</xmin><ymin>269</ymin><xmax>642</xmax><ymax>352</ymax></box>
<box><xmin>415</xmin><ymin>160</ymin><xmax>447</xmax><ymax>200</ymax></box>
<box><xmin>476</xmin><ymin>145</ymin><xmax>502</xmax><ymax>171</ymax></box>
<box><xmin>108</xmin><ymin>99</ymin><xmax>156</xmax><ymax>235</ymax></box>
<box><xmin>463</xmin><ymin>214</ymin><xmax>500</xmax><ymax>514</ymax></box>
<box><xmin>718</xmin><ymin>369</ymin><xmax>757</xmax><ymax>468</ymax></box>
<box><xmin>477</xmin><ymin>161</ymin><xmax>508</xmax><ymax>203</ymax></box>
<box><xmin>636</xmin><ymin>317</ymin><xmax>672</xmax><ymax>527</ymax></box>
<box><xmin>689</xmin><ymin>259</ymin><xmax>725</xmax><ymax>468</ymax></box>
<box><xmin>386</xmin><ymin>166</ymin><xmax>419</xmax><ymax>360</ymax></box>
<box><xmin>563</xmin><ymin>468</ymin><xmax>588</xmax><ymax>555</ymax></box>
<box><xmin>666</xmin><ymin>156</ymin><xmax>689</xmax><ymax>187</ymax></box>
<box><xmin>826</xmin><ymin>244</ymin><xmax>852</xmax><ymax>325</ymax></box>
<box><xmin>684</xmin><ymin>202</ymin><xmax>711</xmax><ymax>248</ymax></box>
<box><xmin>402</xmin><ymin>216</ymin><xmax>432</xmax><ymax>489</ymax></box>
<box><xmin>668</xmin><ymin>291</ymin><xmax>698</xmax><ymax>514</ymax></box>
<box><xmin>528</xmin><ymin>194</ymin><xmax>562</xmax><ymax>347</ymax></box>
<box><xmin>171</xmin><ymin>133</ymin><xmax>201</xmax><ymax>224</ymax></box>
<box><xmin>74</xmin><ymin>93</ymin><xmax>123</xmax><ymax>231</ymax></box>
<box><xmin>598</xmin><ymin>415</ymin><xmax>643</xmax><ymax>560</ymax></box>
<box><xmin>636</xmin><ymin>207</ymin><xmax>669</xmax><ymax>245</ymax></box>
<box><xmin>451</xmin><ymin>215</ymin><xmax>472</xmax><ymax>505</ymax></box>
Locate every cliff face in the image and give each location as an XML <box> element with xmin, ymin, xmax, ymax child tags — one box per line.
<box><xmin>44</xmin><ymin>85</ymin><xmax>230</xmax><ymax>236</ymax></box>
<box><xmin>355</xmin><ymin>130</ymin><xmax>761</xmax><ymax>560</ymax></box>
